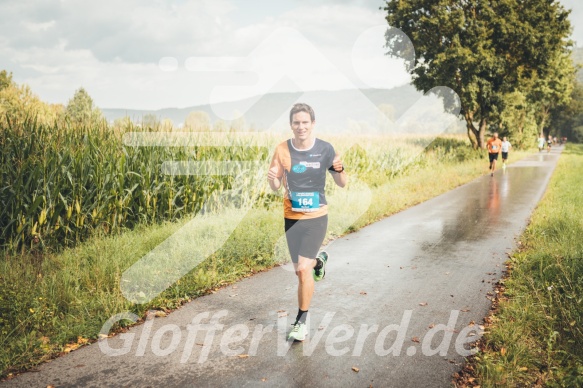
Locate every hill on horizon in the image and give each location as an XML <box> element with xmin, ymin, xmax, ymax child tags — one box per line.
<box><xmin>101</xmin><ymin>84</ymin><xmax>465</xmax><ymax>133</ymax></box>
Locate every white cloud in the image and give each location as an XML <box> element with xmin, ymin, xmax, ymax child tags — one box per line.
<box><xmin>0</xmin><ymin>0</ymin><xmax>236</xmax><ymax>62</ymax></box>
<box><xmin>190</xmin><ymin>4</ymin><xmax>411</xmax><ymax>106</ymax></box>
<box><xmin>1</xmin><ymin>0</ymin><xmax>411</xmax><ymax>109</ymax></box>
<box><xmin>4</xmin><ymin>0</ymin><xmax>577</xmax><ymax>112</ymax></box>
<box><xmin>22</xmin><ymin>20</ymin><xmax>56</xmax><ymax>32</ymax></box>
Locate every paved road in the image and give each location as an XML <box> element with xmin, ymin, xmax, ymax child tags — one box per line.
<box><xmin>2</xmin><ymin>148</ymin><xmax>562</xmax><ymax>388</ymax></box>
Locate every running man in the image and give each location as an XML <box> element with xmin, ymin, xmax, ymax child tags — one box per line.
<box><xmin>537</xmin><ymin>134</ymin><xmax>546</xmax><ymax>152</ymax></box>
<box><xmin>267</xmin><ymin>103</ymin><xmax>347</xmax><ymax>342</ymax></box>
<box><xmin>547</xmin><ymin>135</ymin><xmax>553</xmax><ymax>153</ymax></box>
<box><xmin>501</xmin><ymin>136</ymin><xmax>511</xmax><ymax>168</ymax></box>
<box><xmin>487</xmin><ymin>132</ymin><xmax>502</xmax><ymax>177</ymax></box>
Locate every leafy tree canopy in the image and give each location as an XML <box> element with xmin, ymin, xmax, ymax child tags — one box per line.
<box><xmin>384</xmin><ymin>0</ymin><xmax>572</xmax><ymax>148</ymax></box>
<box><xmin>65</xmin><ymin>87</ymin><xmax>103</xmax><ymax>125</ymax></box>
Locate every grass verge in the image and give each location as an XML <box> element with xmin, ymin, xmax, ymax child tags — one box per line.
<box><xmin>456</xmin><ymin>144</ymin><xmax>583</xmax><ymax>387</ymax></box>
<box><xmin>0</xmin><ymin>145</ymin><xmax>532</xmax><ymax>379</ymax></box>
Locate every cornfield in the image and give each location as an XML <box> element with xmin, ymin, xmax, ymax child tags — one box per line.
<box><xmin>0</xmin><ymin>118</ymin><xmax>477</xmax><ymax>253</ymax></box>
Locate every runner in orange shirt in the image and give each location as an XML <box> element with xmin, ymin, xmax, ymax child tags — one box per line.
<box><xmin>487</xmin><ymin>132</ymin><xmax>502</xmax><ymax>177</ymax></box>
<box><xmin>267</xmin><ymin>103</ymin><xmax>347</xmax><ymax>341</ymax></box>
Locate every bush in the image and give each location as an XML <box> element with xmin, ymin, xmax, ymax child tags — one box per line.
<box><xmin>424</xmin><ymin>136</ymin><xmax>483</xmax><ymax>162</ymax></box>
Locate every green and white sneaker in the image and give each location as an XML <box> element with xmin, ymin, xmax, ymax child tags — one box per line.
<box><xmin>313</xmin><ymin>251</ymin><xmax>328</xmax><ymax>282</ymax></box>
<box><xmin>288</xmin><ymin>322</ymin><xmax>307</xmax><ymax>341</ymax></box>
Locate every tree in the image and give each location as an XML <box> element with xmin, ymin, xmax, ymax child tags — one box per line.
<box><xmin>65</xmin><ymin>87</ymin><xmax>103</xmax><ymax>125</ymax></box>
<box><xmin>213</xmin><ymin>119</ymin><xmax>228</xmax><ymax>132</ymax></box>
<box><xmin>550</xmin><ymin>81</ymin><xmax>583</xmax><ymax>142</ymax></box>
<box><xmin>0</xmin><ymin>70</ymin><xmax>13</xmax><ymax>91</ymax></box>
<box><xmin>384</xmin><ymin>0</ymin><xmax>572</xmax><ymax>149</ymax></box>
<box><xmin>499</xmin><ymin>90</ymin><xmax>538</xmax><ymax>148</ymax></box>
<box><xmin>141</xmin><ymin>113</ymin><xmax>160</xmax><ymax>130</ymax></box>
<box><xmin>0</xmin><ymin>81</ymin><xmax>57</xmax><ymax>126</ymax></box>
<box><xmin>184</xmin><ymin>111</ymin><xmax>210</xmax><ymax>131</ymax></box>
<box><xmin>160</xmin><ymin>118</ymin><xmax>174</xmax><ymax>131</ymax></box>
<box><xmin>527</xmin><ymin>51</ymin><xmax>576</xmax><ymax>137</ymax></box>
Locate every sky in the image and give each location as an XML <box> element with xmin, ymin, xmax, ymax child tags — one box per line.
<box><xmin>1</xmin><ymin>0</ymin><xmax>581</xmax><ymax>110</ymax></box>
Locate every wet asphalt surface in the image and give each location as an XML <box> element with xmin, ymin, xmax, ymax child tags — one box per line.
<box><xmin>2</xmin><ymin>148</ymin><xmax>562</xmax><ymax>388</ymax></box>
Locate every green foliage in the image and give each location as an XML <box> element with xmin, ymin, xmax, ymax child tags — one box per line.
<box><xmin>384</xmin><ymin>0</ymin><xmax>573</xmax><ymax>148</ymax></box>
<box><xmin>526</xmin><ymin>50</ymin><xmax>577</xmax><ymax>136</ymax></box>
<box><xmin>499</xmin><ymin>91</ymin><xmax>539</xmax><ymax>148</ymax></box>
<box><xmin>0</xmin><ymin>81</ymin><xmax>63</xmax><ymax>127</ymax></box>
<box><xmin>184</xmin><ymin>110</ymin><xmax>211</xmax><ymax>131</ymax></box>
<box><xmin>65</xmin><ymin>87</ymin><xmax>103</xmax><ymax>125</ymax></box>
<box><xmin>1</xmin><ymin>116</ymin><xmax>482</xmax><ymax>254</ymax></box>
<box><xmin>0</xmin><ymin>119</ymin><xmax>276</xmax><ymax>253</ymax></box>
<box><xmin>571</xmin><ymin>125</ymin><xmax>583</xmax><ymax>143</ymax></box>
<box><xmin>141</xmin><ymin>113</ymin><xmax>159</xmax><ymax>129</ymax></box>
<box><xmin>550</xmin><ymin>81</ymin><xmax>583</xmax><ymax>142</ymax></box>
<box><xmin>0</xmin><ymin>70</ymin><xmax>13</xmax><ymax>91</ymax></box>
<box><xmin>424</xmin><ymin>136</ymin><xmax>483</xmax><ymax>161</ymax></box>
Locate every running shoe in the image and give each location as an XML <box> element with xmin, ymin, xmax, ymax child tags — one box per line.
<box><xmin>288</xmin><ymin>322</ymin><xmax>307</xmax><ymax>341</ymax></box>
<box><xmin>313</xmin><ymin>251</ymin><xmax>328</xmax><ymax>281</ymax></box>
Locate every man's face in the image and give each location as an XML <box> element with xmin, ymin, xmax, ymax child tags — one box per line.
<box><xmin>290</xmin><ymin>111</ymin><xmax>314</xmax><ymax>141</ymax></box>
<box><xmin>493</xmin><ymin>133</ymin><xmax>499</xmax><ymax>139</ymax></box>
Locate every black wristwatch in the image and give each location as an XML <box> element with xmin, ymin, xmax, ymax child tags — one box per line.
<box><xmin>337</xmin><ymin>165</ymin><xmax>344</xmax><ymax>173</ymax></box>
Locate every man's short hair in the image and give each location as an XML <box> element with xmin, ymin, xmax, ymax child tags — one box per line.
<box><xmin>289</xmin><ymin>103</ymin><xmax>315</xmax><ymax>124</ymax></box>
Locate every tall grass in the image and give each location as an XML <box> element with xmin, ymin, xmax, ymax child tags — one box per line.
<box><xmin>469</xmin><ymin>144</ymin><xmax>583</xmax><ymax>387</ymax></box>
<box><xmin>1</xmin><ymin>119</ymin><xmax>275</xmax><ymax>252</ymax></box>
<box><xmin>0</xmin><ymin>117</ymin><xmax>478</xmax><ymax>253</ymax></box>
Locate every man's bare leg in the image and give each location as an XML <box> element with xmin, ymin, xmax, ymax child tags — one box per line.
<box><xmin>287</xmin><ymin>255</ymin><xmax>317</xmax><ymax>341</ymax></box>
<box><xmin>295</xmin><ymin>255</ymin><xmax>317</xmax><ymax>310</ymax></box>
<box><xmin>491</xmin><ymin>159</ymin><xmax>496</xmax><ymax>176</ymax></box>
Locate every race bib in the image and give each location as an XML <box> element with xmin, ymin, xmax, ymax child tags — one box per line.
<box><xmin>492</xmin><ymin>145</ymin><xmax>498</xmax><ymax>150</ymax></box>
<box><xmin>290</xmin><ymin>191</ymin><xmax>319</xmax><ymax>212</ymax></box>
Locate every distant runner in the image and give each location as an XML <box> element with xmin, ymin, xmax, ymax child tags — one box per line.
<box><xmin>537</xmin><ymin>135</ymin><xmax>546</xmax><ymax>152</ymax></box>
<box><xmin>267</xmin><ymin>103</ymin><xmax>347</xmax><ymax>342</ymax></box>
<box><xmin>487</xmin><ymin>132</ymin><xmax>502</xmax><ymax>177</ymax></box>
<box><xmin>501</xmin><ymin>136</ymin><xmax>511</xmax><ymax>168</ymax></box>
<box><xmin>547</xmin><ymin>135</ymin><xmax>553</xmax><ymax>153</ymax></box>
